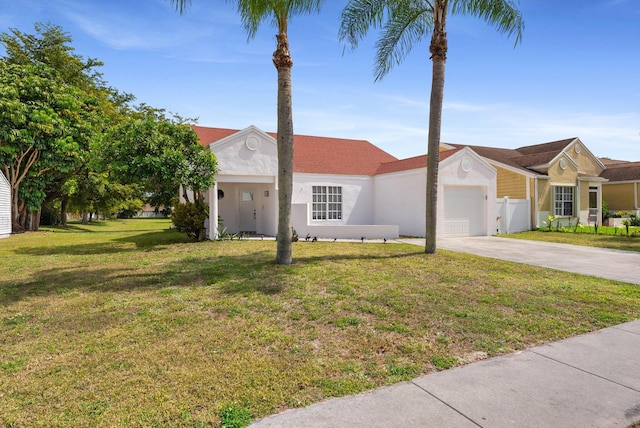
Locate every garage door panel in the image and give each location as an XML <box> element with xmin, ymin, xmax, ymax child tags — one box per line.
<box><xmin>443</xmin><ymin>186</ymin><xmax>486</xmax><ymax>236</ymax></box>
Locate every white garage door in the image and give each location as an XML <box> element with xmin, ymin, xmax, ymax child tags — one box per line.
<box><xmin>443</xmin><ymin>186</ymin><xmax>486</xmax><ymax>236</ymax></box>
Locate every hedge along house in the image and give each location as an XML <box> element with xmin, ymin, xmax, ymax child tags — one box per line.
<box><xmin>449</xmin><ymin>138</ymin><xmax>607</xmax><ymax>231</ymax></box>
<box><xmin>0</xmin><ymin>170</ymin><xmax>11</xmax><ymax>238</ymax></box>
<box><xmin>600</xmin><ymin>159</ymin><xmax>640</xmax><ymax>216</ymax></box>
<box><xmin>192</xmin><ymin>125</ymin><xmax>497</xmax><ymax>240</ymax></box>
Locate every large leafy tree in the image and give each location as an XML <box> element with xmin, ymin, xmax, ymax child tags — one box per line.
<box><xmin>340</xmin><ymin>0</ymin><xmax>523</xmax><ymax>253</ymax></box>
<box><xmin>1</xmin><ymin>23</ymin><xmax>131</xmax><ymax>230</ymax></box>
<box><xmin>1</xmin><ymin>22</ymin><xmax>105</xmax><ymax>92</ymax></box>
<box><xmin>0</xmin><ymin>62</ymin><xmax>91</xmax><ymax>232</ymax></box>
<box><xmin>170</xmin><ymin>0</ymin><xmax>324</xmax><ymax>264</ymax></box>
<box><xmin>98</xmin><ymin>111</ymin><xmax>217</xmax><ymax>209</ymax></box>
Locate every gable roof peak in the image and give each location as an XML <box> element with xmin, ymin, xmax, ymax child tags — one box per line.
<box><xmin>515</xmin><ymin>137</ymin><xmax>578</xmax><ymax>155</ymax></box>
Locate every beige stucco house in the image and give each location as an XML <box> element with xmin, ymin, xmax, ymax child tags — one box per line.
<box><xmin>600</xmin><ymin>159</ymin><xmax>640</xmax><ymax>216</ymax></box>
<box><xmin>449</xmin><ymin>138</ymin><xmax>608</xmax><ymax>230</ymax></box>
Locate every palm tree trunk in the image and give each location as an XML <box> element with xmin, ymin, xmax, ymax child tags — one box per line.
<box><xmin>273</xmin><ymin>32</ymin><xmax>294</xmax><ymax>265</ymax></box>
<box><xmin>425</xmin><ymin>1</ymin><xmax>448</xmax><ymax>254</ymax></box>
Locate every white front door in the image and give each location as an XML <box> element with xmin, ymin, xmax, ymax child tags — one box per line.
<box><xmin>239</xmin><ymin>190</ymin><xmax>256</xmax><ymax>233</ymax></box>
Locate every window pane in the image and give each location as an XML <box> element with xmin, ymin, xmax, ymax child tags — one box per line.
<box><xmin>312</xmin><ymin>186</ymin><xmax>342</xmax><ymax>221</ymax></box>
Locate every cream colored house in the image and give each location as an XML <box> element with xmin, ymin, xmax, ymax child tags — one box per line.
<box><xmin>600</xmin><ymin>160</ymin><xmax>640</xmax><ymax>216</ymax></box>
<box><xmin>449</xmin><ymin>138</ymin><xmax>607</xmax><ymax>230</ymax></box>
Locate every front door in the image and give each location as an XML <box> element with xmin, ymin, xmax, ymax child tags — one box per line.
<box><xmin>589</xmin><ymin>187</ymin><xmax>599</xmax><ymax>225</ymax></box>
<box><xmin>239</xmin><ymin>190</ymin><xmax>256</xmax><ymax>233</ymax></box>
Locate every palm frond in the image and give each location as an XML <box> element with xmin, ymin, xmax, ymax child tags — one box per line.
<box><xmin>339</xmin><ymin>0</ymin><xmax>390</xmax><ymax>50</ymax></box>
<box><xmin>168</xmin><ymin>0</ymin><xmax>191</xmax><ymax>14</ymax></box>
<box><xmin>230</xmin><ymin>0</ymin><xmax>324</xmax><ymax>38</ymax></box>
<box><xmin>374</xmin><ymin>3</ymin><xmax>433</xmax><ymax>80</ymax></box>
<box><xmin>451</xmin><ymin>0</ymin><xmax>524</xmax><ymax>45</ymax></box>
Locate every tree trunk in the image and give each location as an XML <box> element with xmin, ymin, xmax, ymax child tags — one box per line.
<box><xmin>10</xmin><ymin>186</ymin><xmax>23</xmax><ymax>233</ymax></box>
<box><xmin>81</xmin><ymin>211</ymin><xmax>88</xmax><ymax>224</ymax></box>
<box><xmin>61</xmin><ymin>196</ymin><xmax>68</xmax><ymax>227</ymax></box>
<box><xmin>425</xmin><ymin>1</ymin><xmax>448</xmax><ymax>254</ymax></box>
<box><xmin>273</xmin><ymin>31</ymin><xmax>294</xmax><ymax>265</ymax></box>
<box><xmin>31</xmin><ymin>209</ymin><xmax>41</xmax><ymax>231</ymax></box>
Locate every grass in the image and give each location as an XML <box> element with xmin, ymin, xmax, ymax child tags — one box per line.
<box><xmin>502</xmin><ymin>229</ymin><xmax>640</xmax><ymax>252</ymax></box>
<box><xmin>1</xmin><ymin>219</ymin><xmax>639</xmax><ymax>427</ymax></box>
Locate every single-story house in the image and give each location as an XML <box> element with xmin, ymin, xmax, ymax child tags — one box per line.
<box><xmin>448</xmin><ymin>138</ymin><xmax>607</xmax><ymax>231</ymax></box>
<box><xmin>135</xmin><ymin>204</ymin><xmax>169</xmax><ymax>218</ymax></box>
<box><xmin>0</xmin><ymin>170</ymin><xmax>11</xmax><ymax>238</ymax></box>
<box><xmin>599</xmin><ymin>159</ymin><xmax>640</xmax><ymax>216</ymax></box>
<box><xmin>192</xmin><ymin>125</ymin><xmax>497</xmax><ymax>240</ymax></box>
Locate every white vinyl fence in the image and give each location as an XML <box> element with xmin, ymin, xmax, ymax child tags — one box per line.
<box><xmin>496</xmin><ymin>197</ymin><xmax>530</xmax><ymax>234</ymax></box>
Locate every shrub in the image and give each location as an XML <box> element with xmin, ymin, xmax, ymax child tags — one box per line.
<box><xmin>610</xmin><ymin>211</ymin><xmax>633</xmax><ymax>218</ymax></box>
<box><xmin>171</xmin><ymin>201</ymin><xmax>209</xmax><ymax>241</ymax></box>
<box><xmin>601</xmin><ymin>200</ymin><xmax>609</xmax><ymax>222</ymax></box>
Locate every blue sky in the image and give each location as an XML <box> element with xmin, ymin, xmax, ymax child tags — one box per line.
<box><xmin>1</xmin><ymin>0</ymin><xmax>639</xmax><ymax>161</ymax></box>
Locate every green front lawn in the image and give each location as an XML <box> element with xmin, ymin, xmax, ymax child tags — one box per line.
<box><xmin>1</xmin><ymin>219</ymin><xmax>639</xmax><ymax>427</ymax></box>
<box><xmin>502</xmin><ymin>229</ymin><xmax>640</xmax><ymax>252</ymax></box>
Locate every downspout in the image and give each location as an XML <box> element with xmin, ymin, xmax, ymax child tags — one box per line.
<box><xmin>635</xmin><ymin>182</ymin><xmax>640</xmax><ymax>210</ymax></box>
<box><xmin>575</xmin><ymin>180</ymin><xmax>581</xmax><ymax>226</ymax></box>
<box><xmin>525</xmin><ymin>176</ymin><xmax>532</xmax><ymax>230</ymax></box>
<box><xmin>534</xmin><ymin>177</ymin><xmax>539</xmax><ymax>229</ymax></box>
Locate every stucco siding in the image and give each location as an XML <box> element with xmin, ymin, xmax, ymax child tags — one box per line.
<box><xmin>603</xmin><ymin>182</ymin><xmax>638</xmax><ymax>211</ymax></box>
<box><xmin>374</xmin><ymin>169</ymin><xmax>426</xmax><ymax>237</ymax></box>
<box><xmin>496</xmin><ymin>166</ymin><xmax>527</xmax><ymax>199</ymax></box>
<box><xmin>569</xmin><ymin>147</ymin><xmax>605</xmax><ymax>176</ymax></box>
<box><xmin>537</xmin><ymin>180</ymin><xmax>552</xmax><ymax>213</ymax></box>
<box><xmin>293</xmin><ymin>173</ymin><xmax>375</xmax><ymax>225</ymax></box>
<box><xmin>548</xmin><ymin>157</ymin><xmax>578</xmax><ymax>184</ymax></box>
<box><xmin>212</xmin><ymin>132</ymin><xmax>278</xmax><ymax>177</ymax></box>
<box><xmin>579</xmin><ymin>183</ymin><xmax>590</xmax><ymax>212</ymax></box>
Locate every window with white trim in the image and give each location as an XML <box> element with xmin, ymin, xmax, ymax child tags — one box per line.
<box><xmin>312</xmin><ymin>186</ymin><xmax>342</xmax><ymax>220</ymax></box>
<box><xmin>554</xmin><ymin>186</ymin><xmax>574</xmax><ymax>217</ymax></box>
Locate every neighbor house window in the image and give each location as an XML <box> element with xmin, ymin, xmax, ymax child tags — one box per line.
<box><xmin>554</xmin><ymin>186</ymin><xmax>574</xmax><ymax>217</ymax></box>
<box><xmin>312</xmin><ymin>186</ymin><xmax>342</xmax><ymax>220</ymax></box>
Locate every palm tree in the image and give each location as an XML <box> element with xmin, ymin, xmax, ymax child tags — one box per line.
<box><xmin>170</xmin><ymin>0</ymin><xmax>324</xmax><ymax>264</ymax></box>
<box><xmin>339</xmin><ymin>0</ymin><xmax>523</xmax><ymax>253</ymax></box>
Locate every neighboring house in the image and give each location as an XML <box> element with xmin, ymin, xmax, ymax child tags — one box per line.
<box><xmin>192</xmin><ymin>125</ymin><xmax>497</xmax><ymax>240</ymax></box>
<box><xmin>449</xmin><ymin>138</ymin><xmax>607</xmax><ymax>230</ymax></box>
<box><xmin>600</xmin><ymin>160</ymin><xmax>640</xmax><ymax>216</ymax></box>
<box><xmin>136</xmin><ymin>204</ymin><xmax>169</xmax><ymax>218</ymax></box>
<box><xmin>0</xmin><ymin>171</ymin><xmax>11</xmax><ymax>238</ymax></box>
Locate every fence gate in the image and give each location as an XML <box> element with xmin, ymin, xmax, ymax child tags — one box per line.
<box><xmin>496</xmin><ymin>198</ymin><xmax>530</xmax><ymax>234</ymax></box>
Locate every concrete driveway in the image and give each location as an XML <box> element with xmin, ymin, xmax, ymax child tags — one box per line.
<box><xmin>399</xmin><ymin>236</ymin><xmax>640</xmax><ymax>285</ymax></box>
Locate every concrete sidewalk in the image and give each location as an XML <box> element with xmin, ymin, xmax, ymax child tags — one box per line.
<box><xmin>251</xmin><ymin>320</ymin><xmax>640</xmax><ymax>427</ymax></box>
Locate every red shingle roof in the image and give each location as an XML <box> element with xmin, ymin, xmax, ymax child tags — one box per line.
<box><xmin>290</xmin><ymin>134</ymin><xmax>398</xmax><ymax>175</ymax></box>
<box><xmin>192</xmin><ymin>125</ymin><xmax>238</xmax><ymax>145</ymax></box>
<box><xmin>191</xmin><ymin>125</ymin><xmax>398</xmax><ymax>176</ymax></box>
<box><xmin>375</xmin><ymin>148</ymin><xmax>462</xmax><ymax>175</ymax></box>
